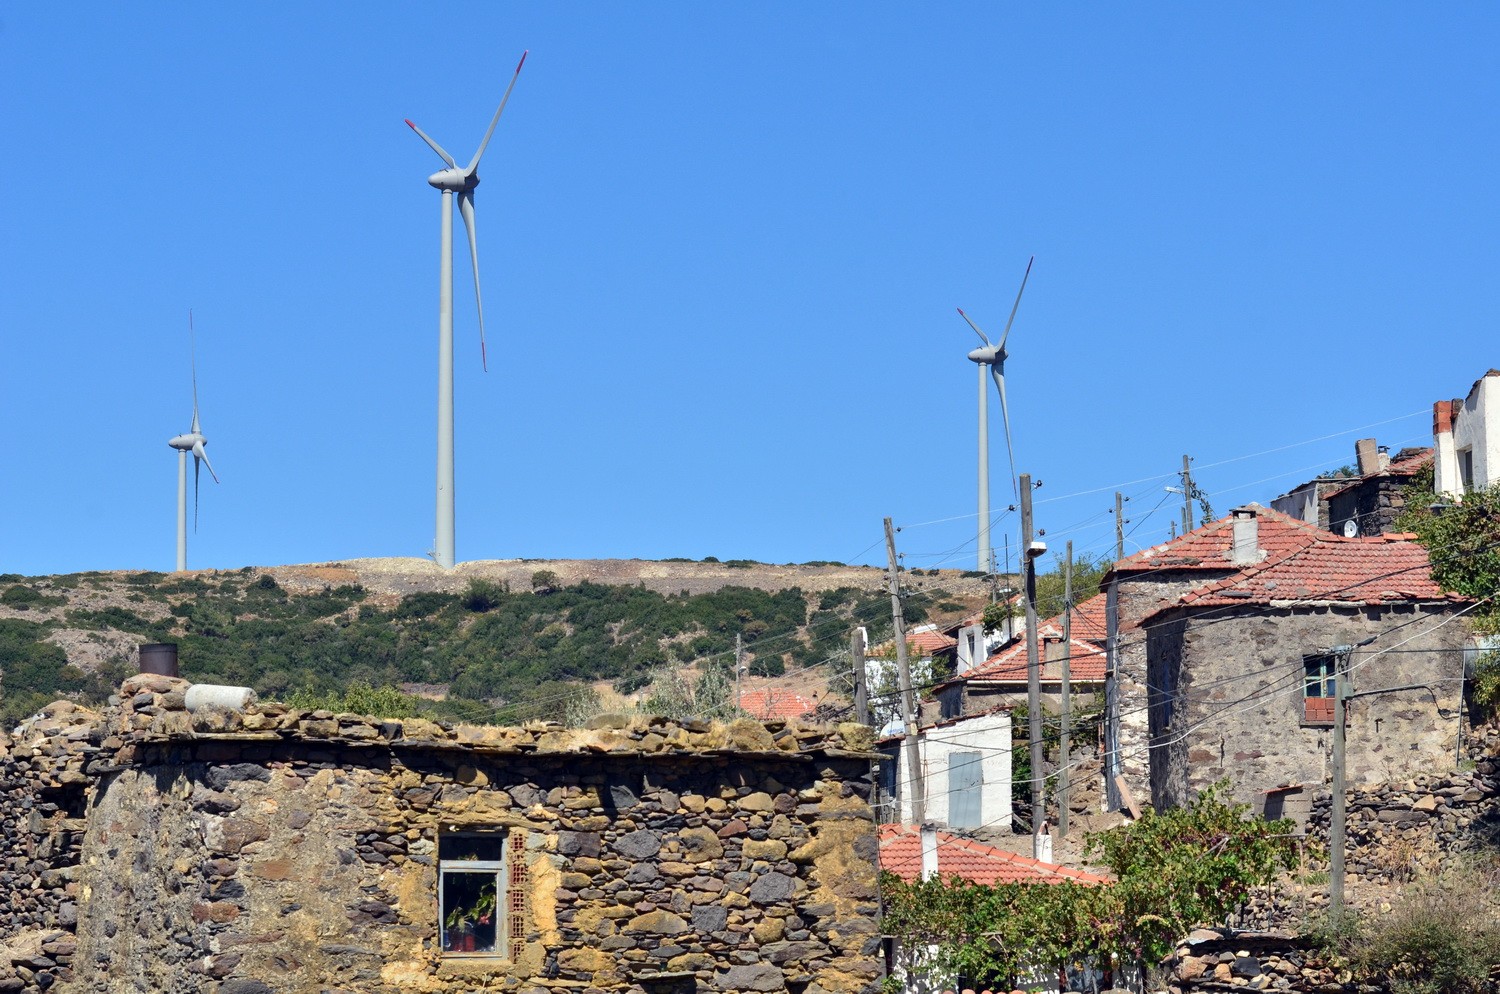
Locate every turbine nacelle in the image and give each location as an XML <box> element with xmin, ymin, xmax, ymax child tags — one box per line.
<box><xmin>168</xmin><ymin>432</ymin><xmax>203</xmax><ymax>452</ymax></box>
<box><xmin>427</xmin><ymin>167</ymin><xmax>476</xmax><ymax>193</ymax></box>
<box><xmin>967</xmin><ymin>345</ymin><xmax>1006</xmax><ymax>366</ymax></box>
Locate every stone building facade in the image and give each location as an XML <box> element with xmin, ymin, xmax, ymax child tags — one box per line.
<box><xmin>0</xmin><ymin>677</ymin><xmax>883</xmax><ymax>994</ymax></box>
<box><xmin>1141</xmin><ymin>533</ymin><xmax>1469</xmax><ymax>810</ymax></box>
<box><xmin>1102</xmin><ymin>507</ymin><xmax>1330</xmax><ymax>809</ymax></box>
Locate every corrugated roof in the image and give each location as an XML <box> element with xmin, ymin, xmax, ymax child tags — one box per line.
<box><xmin>879</xmin><ymin>825</ymin><xmax>1110</xmax><ymax>886</ymax></box>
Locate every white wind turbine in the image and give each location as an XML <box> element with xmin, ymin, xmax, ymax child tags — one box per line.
<box><xmin>167</xmin><ymin>311</ymin><xmax>220</xmax><ymax>572</ymax></box>
<box><xmin>406</xmin><ymin>51</ymin><xmax>527</xmax><ymax>570</ymax></box>
<box><xmin>957</xmin><ymin>256</ymin><xmax>1033</xmax><ymax>575</ymax></box>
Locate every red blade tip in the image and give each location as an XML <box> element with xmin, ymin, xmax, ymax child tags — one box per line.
<box><xmin>404</xmin><ymin>118</ymin><xmax>417</xmax><ymax>129</ymax></box>
<box><xmin>956</xmin><ymin>307</ymin><xmax>966</xmax><ymax>316</ymax></box>
<box><xmin>516</xmin><ymin>51</ymin><xmax>528</xmax><ymax>72</ymax></box>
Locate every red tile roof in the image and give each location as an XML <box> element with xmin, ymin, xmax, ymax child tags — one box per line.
<box><xmin>960</xmin><ymin>635</ymin><xmax>1106</xmax><ymax>684</ymax></box>
<box><xmin>906</xmin><ymin>628</ymin><xmax>958</xmax><ymax>655</ymax></box>
<box><xmin>879</xmin><ymin>825</ymin><xmax>1109</xmax><ymax>886</ymax></box>
<box><xmin>1176</xmin><ymin>532</ymin><xmax>1466</xmax><ymax>609</ymax></box>
<box><xmin>1110</xmin><ymin>506</ymin><xmax>1324</xmax><ymax>575</ymax></box>
<box><xmin>1040</xmin><ymin>592</ymin><xmax>1108</xmax><ymax>643</ymax></box>
<box><xmin>738</xmin><ymin>689</ymin><xmax>817</xmax><ymax>720</ymax></box>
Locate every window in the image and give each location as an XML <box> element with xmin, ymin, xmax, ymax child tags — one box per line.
<box><xmin>1460</xmin><ymin>448</ymin><xmax>1475</xmax><ymax>492</ymax></box>
<box><xmin>440</xmin><ymin>834</ymin><xmax>523</xmax><ymax>956</ymax></box>
<box><xmin>1302</xmin><ymin>654</ymin><xmax>1335</xmax><ymax>725</ymax></box>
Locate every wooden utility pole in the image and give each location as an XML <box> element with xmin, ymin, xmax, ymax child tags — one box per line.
<box><xmin>734</xmin><ymin>633</ymin><xmax>744</xmax><ymax>707</ymax></box>
<box><xmin>1181</xmin><ymin>454</ymin><xmax>1194</xmax><ymax>534</ymax></box>
<box><xmin>1058</xmin><ymin>541</ymin><xmax>1073</xmax><ymax>836</ymax></box>
<box><xmin>1020</xmin><ymin>476</ymin><xmax>1045</xmax><ymax>850</ymax></box>
<box><xmin>1114</xmin><ymin>491</ymin><xmax>1126</xmax><ymax>561</ymax></box>
<box><xmin>1329</xmin><ymin>644</ymin><xmax>1352</xmax><ymax>916</ymax></box>
<box><xmin>851</xmin><ymin>629</ymin><xmax>870</xmax><ymax>727</ymax></box>
<box><xmin>885</xmin><ymin>517</ymin><xmax>924</xmax><ymax>825</ymax></box>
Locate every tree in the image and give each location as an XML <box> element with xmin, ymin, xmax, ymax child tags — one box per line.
<box><xmin>881</xmin><ymin>782</ymin><xmax>1297</xmax><ymax>987</ymax></box>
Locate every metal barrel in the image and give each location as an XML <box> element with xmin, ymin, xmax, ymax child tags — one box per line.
<box><xmin>138</xmin><ymin>643</ymin><xmax>180</xmax><ymax>677</ymax></box>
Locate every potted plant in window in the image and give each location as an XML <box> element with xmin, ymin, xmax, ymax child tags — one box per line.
<box><xmin>444</xmin><ymin>883</ymin><xmax>497</xmax><ymax>953</ymax></box>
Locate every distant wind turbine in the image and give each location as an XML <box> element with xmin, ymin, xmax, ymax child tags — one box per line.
<box><xmin>406</xmin><ymin>51</ymin><xmax>527</xmax><ymax>570</ymax></box>
<box><xmin>957</xmin><ymin>256</ymin><xmax>1033</xmax><ymax>575</ymax></box>
<box><xmin>167</xmin><ymin>311</ymin><xmax>220</xmax><ymax>572</ymax></box>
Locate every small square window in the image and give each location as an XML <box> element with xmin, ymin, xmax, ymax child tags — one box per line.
<box><xmin>440</xmin><ymin>833</ymin><xmax>507</xmax><ymax>955</ymax></box>
<box><xmin>1302</xmin><ymin>655</ymin><xmax>1336</xmax><ymax>725</ymax></box>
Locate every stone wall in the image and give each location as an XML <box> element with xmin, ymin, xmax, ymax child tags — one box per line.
<box><xmin>1108</xmin><ymin>571</ymin><xmax>1230</xmax><ymax>808</ymax></box>
<box><xmin>1146</xmin><ymin>603</ymin><xmax>1468</xmax><ymax>810</ymax></box>
<box><xmin>0</xmin><ymin>703</ymin><xmax>99</xmax><ymax>993</ymax></box>
<box><xmin>2</xmin><ymin>676</ymin><xmax>884</xmax><ymax>994</ymax></box>
<box><xmin>1162</xmin><ymin>928</ymin><xmax>1358</xmax><ymax>994</ymax></box>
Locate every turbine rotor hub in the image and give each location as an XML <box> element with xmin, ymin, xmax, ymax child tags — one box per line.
<box><xmin>427</xmin><ymin>168</ymin><xmax>476</xmax><ymax>193</ymax></box>
<box><xmin>168</xmin><ymin>433</ymin><xmax>204</xmax><ymax>452</ymax></box>
<box><xmin>967</xmin><ymin>345</ymin><xmax>1005</xmax><ymax>365</ymax></box>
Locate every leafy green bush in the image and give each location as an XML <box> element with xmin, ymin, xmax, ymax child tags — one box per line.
<box><xmin>462</xmin><ymin>579</ymin><xmax>506</xmax><ymax>612</ymax></box>
<box><xmin>882</xmin><ymin>782</ymin><xmax>1297</xmax><ymax>986</ymax></box>
<box><xmin>284</xmin><ymin>682</ymin><xmax>422</xmax><ymax>719</ymax></box>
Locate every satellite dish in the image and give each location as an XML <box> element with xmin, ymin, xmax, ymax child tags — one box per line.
<box><xmin>1343</xmin><ymin>520</ymin><xmax>1359</xmax><ymax>538</ymax></box>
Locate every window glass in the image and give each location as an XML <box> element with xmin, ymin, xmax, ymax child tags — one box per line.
<box><xmin>440</xmin><ymin>833</ymin><xmax>505</xmax><ymax>955</ymax></box>
<box><xmin>1303</xmin><ymin>655</ymin><xmax>1334</xmax><ymax>698</ymax></box>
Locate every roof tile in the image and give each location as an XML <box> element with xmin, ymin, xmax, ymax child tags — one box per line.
<box><xmin>879</xmin><ymin>824</ymin><xmax>1109</xmax><ymax>885</ymax></box>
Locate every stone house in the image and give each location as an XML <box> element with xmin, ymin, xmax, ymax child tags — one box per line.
<box><xmin>1105</xmin><ymin>508</ymin><xmax>1471</xmax><ymax>811</ymax></box>
<box><xmin>1102</xmin><ymin>506</ymin><xmax>1331</xmax><ymax>809</ymax></box>
<box><xmin>0</xmin><ymin>675</ymin><xmax>883</xmax><ymax>994</ymax></box>
<box><xmin>1269</xmin><ymin>438</ymin><xmax>1431</xmax><ymax>538</ymax></box>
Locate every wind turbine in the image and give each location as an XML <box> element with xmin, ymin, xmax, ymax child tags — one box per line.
<box><xmin>957</xmin><ymin>256</ymin><xmax>1033</xmax><ymax>575</ymax></box>
<box><xmin>167</xmin><ymin>311</ymin><xmax>220</xmax><ymax>572</ymax></box>
<box><xmin>406</xmin><ymin>51</ymin><xmax>527</xmax><ymax>570</ymax></box>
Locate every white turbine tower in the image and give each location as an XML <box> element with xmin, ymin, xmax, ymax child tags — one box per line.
<box><xmin>406</xmin><ymin>51</ymin><xmax>526</xmax><ymax>570</ymax></box>
<box><xmin>167</xmin><ymin>311</ymin><xmax>220</xmax><ymax>572</ymax></box>
<box><xmin>957</xmin><ymin>256</ymin><xmax>1033</xmax><ymax>575</ymax></box>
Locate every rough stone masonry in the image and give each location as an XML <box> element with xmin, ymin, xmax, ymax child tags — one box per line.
<box><xmin>0</xmin><ymin>675</ymin><xmax>884</xmax><ymax>994</ymax></box>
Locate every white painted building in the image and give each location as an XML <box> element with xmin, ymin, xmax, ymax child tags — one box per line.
<box><xmin>879</xmin><ymin>707</ymin><xmax>1012</xmax><ymax>831</ymax></box>
<box><xmin>1435</xmin><ymin>370</ymin><xmax>1500</xmax><ymax>496</ymax></box>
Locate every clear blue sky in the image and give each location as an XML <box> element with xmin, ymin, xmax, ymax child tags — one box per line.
<box><xmin>3</xmin><ymin>5</ymin><xmax>1496</xmax><ymax>577</ymax></box>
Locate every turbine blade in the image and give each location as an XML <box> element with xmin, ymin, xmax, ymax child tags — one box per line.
<box><xmin>992</xmin><ymin>364</ymin><xmax>1017</xmax><ymax>499</ymax></box>
<box><xmin>956</xmin><ymin>307</ymin><xmax>991</xmax><ymax>346</ymax></box>
<box><xmin>190</xmin><ymin>310</ymin><xmax>201</xmax><ymax>433</ymax></box>
<box><xmin>406</xmin><ymin>119</ymin><xmax>457</xmax><ymax>168</ymax></box>
<box><xmin>466</xmin><ymin>50</ymin><xmax>528</xmax><ymax>173</ymax></box>
<box><xmin>458</xmin><ymin>190</ymin><xmax>487</xmax><ymax>371</ymax></box>
<box><xmin>997</xmin><ymin>255</ymin><xmax>1034</xmax><ymax>352</ymax></box>
<box><xmin>193</xmin><ymin>440</ymin><xmax>220</xmax><ymax>485</ymax></box>
<box><xmin>193</xmin><ymin>453</ymin><xmax>200</xmax><ymax>533</ymax></box>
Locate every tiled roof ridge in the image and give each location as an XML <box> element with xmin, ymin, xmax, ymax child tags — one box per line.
<box><xmin>1111</xmin><ymin>504</ymin><xmax>1324</xmax><ymax>573</ymax></box>
<box><xmin>1174</xmin><ymin>531</ymin><xmax>1466</xmax><ymax>609</ymax></box>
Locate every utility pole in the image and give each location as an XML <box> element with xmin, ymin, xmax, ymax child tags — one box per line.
<box><xmin>734</xmin><ymin>633</ymin><xmax>744</xmax><ymax>709</ymax></box>
<box><xmin>851</xmin><ymin>629</ymin><xmax>870</xmax><ymax>727</ymax></box>
<box><xmin>1058</xmin><ymin>541</ymin><xmax>1073</xmax><ymax>837</ymax></box>
<box><xmin>1181</xmin><ymin>454</ymin><xmax>1194</xmax><ymax>534</ymax></box>
<box><xmin>1020</xmin><ymin>476</ymin><xmax>1045</xmax><ymax>851</ymax></box>
<box><xmin>885</xmin><ymin>517</ymin><xmax>924</xmax><ymax>825</ymax></box>
<box><xmin>1114</xmin><ymin>492</ymin><xmax>1127</xmax><ymax>562</ymax></box>
<box><xmin>1329</xmin><ymin>644</ymin><xmax>1352</xmax><ymax>917</ymax></box>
